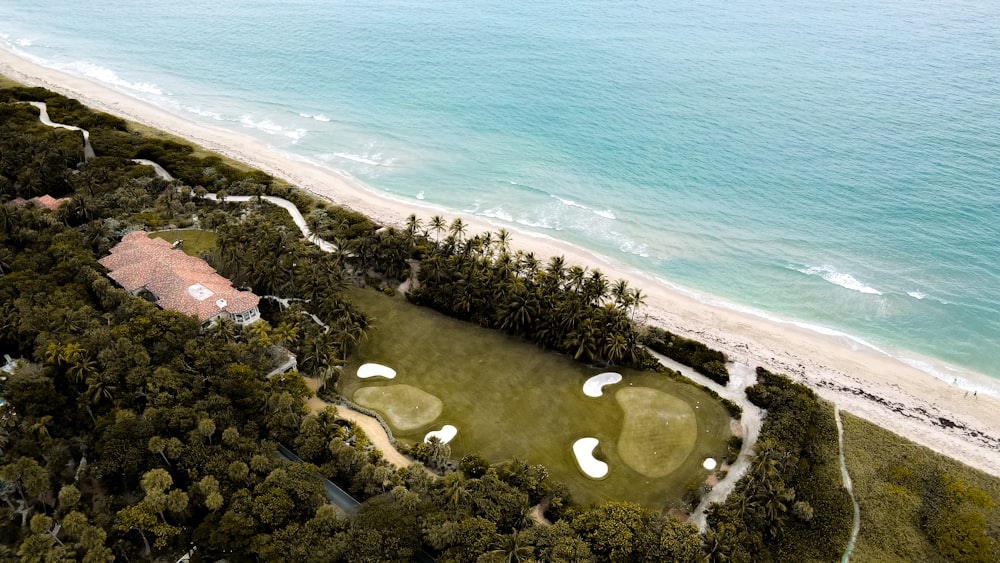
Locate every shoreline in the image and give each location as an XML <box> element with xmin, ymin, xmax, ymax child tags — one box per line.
<box><xmin>3</xmin><ymin>47</ymin><xmax>998</xmax><ymax>475</ymax></box>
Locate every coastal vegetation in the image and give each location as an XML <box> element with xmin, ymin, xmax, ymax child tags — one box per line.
<box><xmin>843</xmin><ymin>412</ymin><xmax>1000</xmax><ymax>562</ymax></box>
<box><xmin>641</xmin><ymin>326</ymin><xmax>730</xmax><ymax>386</ymax></box>
<box><xmin>705</xmin><ymin>368</ymin><xmax>853</xmax><ymax>562</ymax></box>
<box><xmin>2</xmin><ymin>80</ymin><xmax>999</xmax><ymax>561</ymax></box>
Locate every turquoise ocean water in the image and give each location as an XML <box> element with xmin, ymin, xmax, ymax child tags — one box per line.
<box><xmin>2</xmin><ymin>1</ymin><xmax>998</xmax><ymax>383</ymax></box>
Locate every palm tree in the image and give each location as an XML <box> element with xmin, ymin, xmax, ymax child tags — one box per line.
<box><xmin>567</xmin><ymin>265</ymin><xmax>586</xmax><ymax>295</ymax></box>
<box><xmin>429</xmin><ymin>215</ymin><xmax>446</xmax><ymax>245</ymax></box>
<box><xmin>570</xmin><ymin>318</ymin><xmax>598</xmax><ymax>361</ymax></box>
<box><xmin>66</xmin><ymin>353</ymin><xmax>97</xmax><ymax>384</ymax></box>
<box><xmin>629</xmin><ymin>288</ymin><xmax>646</xmax><ymax>322</ymax></box>
<box><xmin>448</xmin><ymin>218</ymin><xmax>467</xmax><ymax>242</ymax></box>
<box><xmin>584</xmin><ymin>270</ymin><xmax>609</xmax><ymax>305</ymax></box>
<box><xmin>316</xmin><ymin>365</ymin><xmax>339</xmax><ymax>392</ymax></box>
<box><xmin>611</xmin><ymin>279</ymin><xmax>630</xmax><ymax>309</ymax></box>
<box><xmin>497</xmin><ymin>228</ymin><xmax>511</xmax><ymax>254</ymax></box>
<box><xmin>438</xmin><ymin>473</ymin><xmax>469</xmax><ymax>510</ymax></box>
<box><xmin>405</xmin><ymin>214</ymin><xmax>422</xmax><ymax>241</ymax></box>
<box><xmin>603</xmin><ymin>334</ymin><xmax>628</xmax><ymax>366</ymax></box>
<box><xmin>703</xmin><ymin>526</ymin><xmax>733</xmax><ymax>563</ymax></box>
<box><xmin>85</xmin><ymin>373</ymin><xmax>117</xmax><ymax>407</ymax></box>
<box><xmin>148</xmin><ymin>436</ymin><xmax>172</xmax><ymax>467</ymax></box>
<box><xmin>483</xmin><ymin>531</ymin><xmax>533</xmax><ymax>563</ymax></box>
<box><xmin>271</xmin><ymin>322</ymin><xmax>300</xmax><ymax>346</ymax></box>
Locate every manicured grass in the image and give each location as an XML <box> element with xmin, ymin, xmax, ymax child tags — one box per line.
<box><xmin>149</xmin><ymin>229</ymin><xmax>216</xmax><ymax>257</ymax></box>
<box><xmin>353</xmin><ymin>384</ymin><xmax>443</xmax><ymax>432</ymax></box>
<box><xmin>615</xmin><ymin>388</ymin><xmax>697</xmax><ymax>478</ymax></box>
<box><xmin>342</xmin><ymin>287</ymin><xmax>732</xmax><ymax>509</ymax></box>
<box><xmin>842</xmin><ymin>412</ymin><xmax>1000</xmax><ymax>562</ymax></box>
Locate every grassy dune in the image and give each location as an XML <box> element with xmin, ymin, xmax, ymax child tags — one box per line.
<box><xmin>842</xmin><ymin>412</ymin><xmax>1000</xmax><ymax>562</ymax></box>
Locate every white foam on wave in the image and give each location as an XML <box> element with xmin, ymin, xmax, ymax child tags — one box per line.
<box><xmin>55</xmin><ymin>60</ymin><xmax>164</xmax><ymax>95</ymax></box>
<box><xmin>333</xmin><ymin>152</ymin><xmax>383</xmax><ymax>166</ymax></box>
<box><xmin>416</xmin><ymin>191</ymin><xmax>425</xmax><ymax>200</ymax></box>
<box><xmin>480</xmin><ymin>207</ymin><xmax>514</xmax><ymax>222</ymax></box>
<box><xmin>617</xmin><ymin>237</ymin><xmax>649</xmax><ymax>258</ymax></box>
<box><xmin>299</xmin><ymin>112</ymin><xmax>331</xmax><ymax>122</ymax></box>
<box><xmin>183</xmin><ymin>105</ymin><xmax>224</xmax><ymax>120</ymax></box>
<box><xmin>648</xmin><ymin>271</ymin><xmax>1000</xmax><ymax>396</ymax></box>
<box><xmin>239</xmin><ymin>114</ymin><xmax>307</xmax><ymax>142</ymax></box>
<box><xmin>794</xmin><ymin>264</ymin><xmax>882</xmax><ymax>295</ymax></box>
<box><xmin>514</xmin><ymin>215</ymin><xmax>561</xmax><ymax>231</ymax></box>
<box><xmin>907</xmin><ymin>291</ymin><xmax>927</xmax><ymax>300</ymax></box>
<box><xmin>15</xmin><ymin>38</ymin><xmax>32</xmax><ymax>47</ymax></box>
<box><xmin>551</xmin><ymin>195</ymin><xmax>617</xmax><ymax>221</ymax></box>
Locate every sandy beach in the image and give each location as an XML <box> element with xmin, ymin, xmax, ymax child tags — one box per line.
<box><xmin>3</xmin><ymin>47</ymin><xmax>998</xmax><ymax>476</ymax></box>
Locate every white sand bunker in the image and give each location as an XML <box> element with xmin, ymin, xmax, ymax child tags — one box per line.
<box><xmin>424</xmin><ymin>424</ymin><xmax>458</xmax><ymax>444</ymax></box>
<box><xmin>357</xmin><ymin>363</ymin><xmax>397</xmax><ymax>379</ymax></box>
<box><xmin>573</xmin><ymin>438</ymin><xmax>609</xmax><ymax>479</ymax></box>
<box><xmin>583</xmin><ymin>372</ymin><xmax>622</xmax><ymax>397</ymax></box>
<box><xmin>703</xmin><ymin>458</ymin><xmax>717</xmax><ymax>470</ymax></box>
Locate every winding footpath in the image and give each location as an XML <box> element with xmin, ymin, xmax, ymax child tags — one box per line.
<box><xmin>131</xmin><ymin>158</ymin><xmax>173</xmax><ymax>181</ymax></box>
<box><xmin>25</xmin><ymin>101</ymin><xmax>95</xmax><ymax>159</ymax></box>
<box><xmin>25</xmin><ymin>102</ymin><xmax>771</xmax><ymax>526</ymax></box>
<box><xmin>200</xmin><ymin>193</ymin><xmax>337</xmax><ymax>253</ymax></box>
<box><xmin>835</xmin><ymin>407</ymin><xmax>861</xmax><ymax>562</ymax></box>
<box><xmin>21</xmin><ymin>103</ymin><xmax>408</xmax><ymax>472</ymax></box>
<box><xmin>647</xmin><ymin>351</ymin><xmax>765</xmax><ymax>532</ymax></box>
<box><xmin>303</xmin><ymin>378</ymin><xmax>413</xmax><ymax>469</ymax></box>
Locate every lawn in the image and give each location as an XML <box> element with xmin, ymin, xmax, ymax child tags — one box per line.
<box><xmin>342</xmin><ymin>287</ymin><xmax>733</xmax><ymax>510</ymax></box>
<box><xmin>149</xmin><ymin>229</ymin><xmax>217</xmax><ymax>257</ymax></box>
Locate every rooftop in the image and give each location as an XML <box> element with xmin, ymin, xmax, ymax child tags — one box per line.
<box><xmin>99</xmin><ymin>231</ymin><xmax>259</xmax><ymax>322</ymax></box>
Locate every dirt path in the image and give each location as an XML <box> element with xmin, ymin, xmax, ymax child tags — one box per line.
<box><xmin>835</xmin><ymin>407</ymin><xmax>861</xmax><ymax>562</ymax></box>
<box><xmin>202</xmin><ymin>193</ymin><xmax>337</xmax><ymax>253</ymax></box>
<box><xmin>24</xmin><ymin>101</ymin><xmax>95</xmax><ymax>159</ymax></box>
<box><xmin>647</xmin><ymin>351</ymin><xmax>765</xmax><ymax>532</ymax></box>
<box><xmin>303</xmin><ymin>377</ymin><xmax>413</xmax><ymax>469</ymax></box>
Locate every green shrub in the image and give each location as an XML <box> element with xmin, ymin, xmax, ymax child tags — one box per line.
<box><xmin>641</xmin><ymin>326</ymin><xmax>730</xmax><ymax>385</ymax></box>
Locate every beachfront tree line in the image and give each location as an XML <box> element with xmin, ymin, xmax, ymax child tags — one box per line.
<box><xmin>398</xmin><ymin>216</ymin><xmax>651</xmax><ymax>368</ymax></box>
<box><xmin>4</xmin><ymin>84</ymin><xmax>988</xmax><ymax>562</ymax></box>
<box><xmin>0</xmin><ymin>142</ymin><xmax>708</xmax><ymax>559</ymax></box>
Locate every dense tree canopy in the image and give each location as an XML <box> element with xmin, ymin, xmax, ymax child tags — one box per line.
<box><xmin>0</xmin><ymin>82</ymin><xmax>881</xmax><ymax>561</ymax></box>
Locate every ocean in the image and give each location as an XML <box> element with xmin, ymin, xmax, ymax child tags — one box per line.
<box><xmin>2</xmin><ymin>0</ymin><xmax>998</xmax><ymax>383</ymax></box>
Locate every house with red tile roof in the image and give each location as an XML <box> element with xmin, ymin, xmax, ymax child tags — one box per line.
<box><xmin>7</xmin><ymin>195</ymin><xmax>72</xmax><ymax>210</ymax></box>
<box><xmin>99</xmin><ymin>231</ymin><xmax>260</xmax><ymax>326</ymax></box>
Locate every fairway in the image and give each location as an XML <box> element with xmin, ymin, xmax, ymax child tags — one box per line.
<box><xmin>343</xmin><ymin>288</ymin><xmax>732</xmax><ymax>509</ymax></box>
<box><xmin>615</xmin><ymin>388</ymin><xmax>697</xmax><ymax>478</ymax></box>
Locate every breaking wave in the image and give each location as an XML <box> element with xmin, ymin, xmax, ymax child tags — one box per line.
<box><xmin>792</xmin><ymin>264</ymin><xmax>882</xmax><ymax>295</ymax></box>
